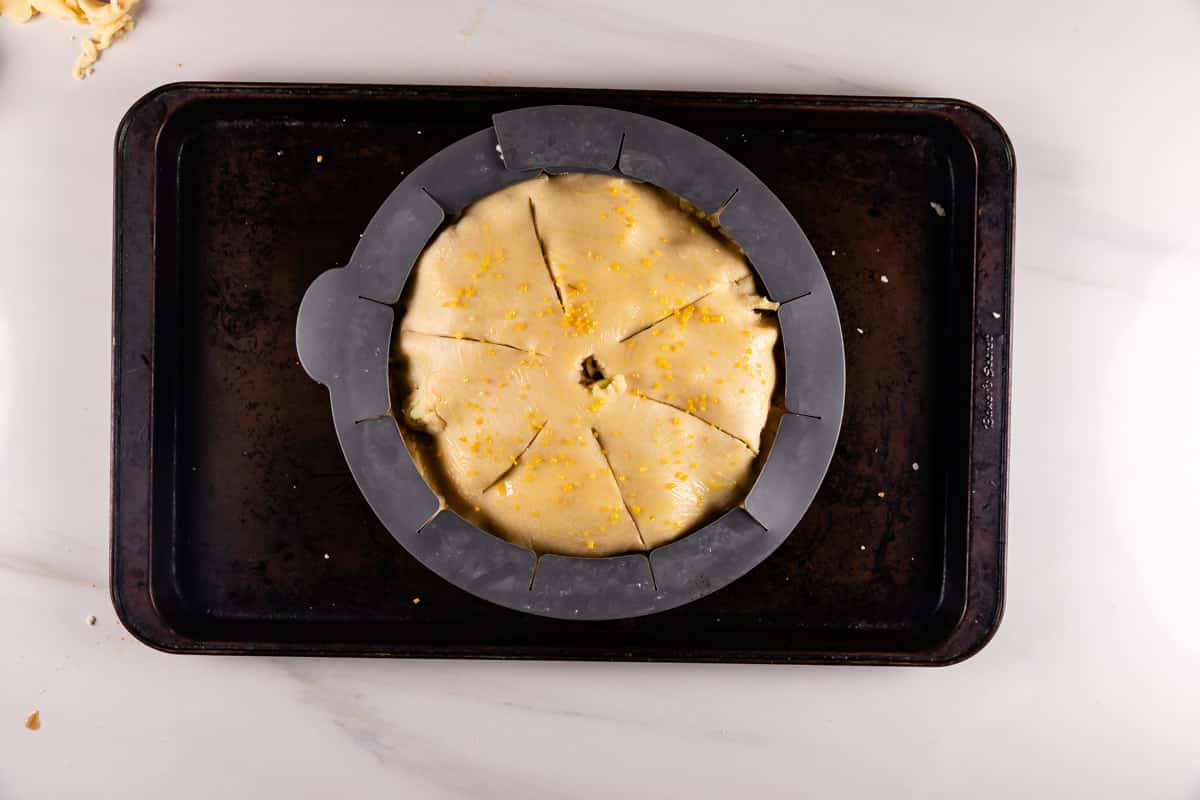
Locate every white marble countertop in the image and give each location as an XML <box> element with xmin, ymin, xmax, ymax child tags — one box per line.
<box><xmin>3</xmin><ymin>2</ymin><xmax>1199</xmax><ymax>797</ymax></box>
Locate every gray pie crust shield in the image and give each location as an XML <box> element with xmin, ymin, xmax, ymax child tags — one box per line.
<box><xmin>296</xmin><ymin>106</ymin><xmax>844</xmax><ymax>620</ymax></box>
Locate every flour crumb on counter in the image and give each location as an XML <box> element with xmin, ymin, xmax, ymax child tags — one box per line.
<box><xmin>992</xmin><ymin>311</ymin><xmax>1001</xmax><ymax>319</ymax></box>
<box><xmin>912</xmin><ymin>462</ymin><xmax>920</xmax><ymax>471</ymax></box>
<box><xmin>880</xmin><ymin>275</ymin><xmax>889</xmax><ymax>284</ymax></box>
<box><xmin>855</xmin><ymin>327</ymin><xmax>864</xmax><ymax>335</ymax></box>
<box><xmin>412</xmin><ymin>597</ymin><xmax>421</xmax><ymax>605</ymax></box>
<box><xmin>0</xmin><ymin>0</ymin><xmax>142</xmax><ymax>79</ymax></box>
<box><xmin>930</xmin><ymin>201</ymin><xmax>946</xmax><ymax>217</ymax></box>
<box><xmin>877</xmin><ymin>491</ymin><xmax>886</xmax><ymax>498</ymax></box>
<box><xmin>25</xmin><ymin>711</ymin><xmax>40</xmax><ymax>731</ymax></box>
<box><xmin>85</xmin><ymin>614</ymin><xmax>97</xmax><ymax>625</ymax></box>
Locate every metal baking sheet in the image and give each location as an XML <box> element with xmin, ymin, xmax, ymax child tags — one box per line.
<box><xmin>111</xmin><ymin>82</ymin><xmax>1012</xmax><ymax>665</ymax></box>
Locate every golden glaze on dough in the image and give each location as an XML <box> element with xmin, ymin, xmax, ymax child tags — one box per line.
<box><xmin>395</xmin><ymin>174</ymin><xmax>779</xmax><ymax>556</ymax></box>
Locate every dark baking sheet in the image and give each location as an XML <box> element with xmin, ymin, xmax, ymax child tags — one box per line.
<box><xmin>111</xmin><ymin>83</ymin><xmax>1012</xmax><ymax>665</ymax></box>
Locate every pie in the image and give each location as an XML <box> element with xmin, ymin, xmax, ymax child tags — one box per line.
<box><xmin>394</xmin><ymin>173</ymin><xmax>780</xmax><ymax>556</ymax></box>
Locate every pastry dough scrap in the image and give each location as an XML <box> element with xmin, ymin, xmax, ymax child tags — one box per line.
<box><xmin>1</xmin><ymin>0</ymin><xmax>140</xmax><ymax>80</ymax></box>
